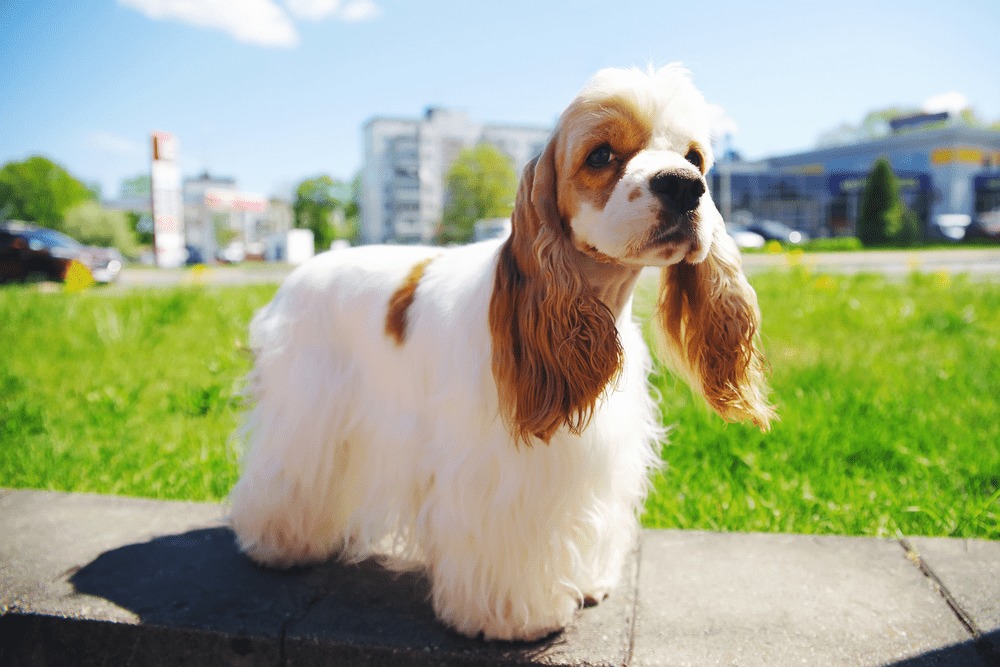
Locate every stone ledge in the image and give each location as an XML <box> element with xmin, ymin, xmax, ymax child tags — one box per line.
<box><xmin>1</xmin><ymin>489</ymin><xmax>997</xmax><ymax>666</ymax></box>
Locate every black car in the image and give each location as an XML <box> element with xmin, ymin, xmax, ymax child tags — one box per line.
<box><xmin>741</xmin><ymin>219</ymin><xmax>809</xmax><ymax>244</ymax></box>
<box><xmin>0</xmin><ymin>222</ymin><xmax>123</xmax><ymax>283</ymax></box>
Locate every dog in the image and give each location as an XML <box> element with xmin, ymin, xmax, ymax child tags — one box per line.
<box><xmin>229</xmin><ymin>64</ymin><xmax>773</xmax><ymax>641</ymax></box>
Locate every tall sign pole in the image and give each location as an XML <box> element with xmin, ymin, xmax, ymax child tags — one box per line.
<box><xmin>150</xmin><ymin>132</ymin><xmax>186</xmax><ymax>268</ymax></box>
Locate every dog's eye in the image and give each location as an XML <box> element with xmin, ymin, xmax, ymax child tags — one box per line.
<box><xmin>586</xmin><ymin>145</ymin><xmax>615</xmax><ymax>169</ymax></box>
<box><xmin>685</xmin><ymin>147</ymin><xmax>704</xmax><ymax>172</ymax></box>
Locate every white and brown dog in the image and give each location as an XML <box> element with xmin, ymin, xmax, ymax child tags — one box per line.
<box><xmin>229</xmin><ymin>65</ymin><xmax>773</xmax><ymax>641</ymax></box>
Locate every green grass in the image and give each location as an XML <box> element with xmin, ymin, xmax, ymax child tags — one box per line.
<box><xmin>1</xmin><ymin>270</ymin><xmax>997</xmax><ymax>539</ymax></box>
<box><xmin>0</xmin><ymin>284</ymin><xmax>276</xmax><ymax>500</ymax></box>
<box><xmin>640</xmin><ymin>269</ymin><xmax>999</xmax><ymax>539</ymax></box>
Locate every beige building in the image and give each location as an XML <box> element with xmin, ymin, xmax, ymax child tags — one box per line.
<box><xmin>361</xmin><ymin>108</ymin><xmax>551</xmax><ymax>244</ymax></box>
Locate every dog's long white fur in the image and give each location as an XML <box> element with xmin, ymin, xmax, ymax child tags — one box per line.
<box><xmin>229</xmin><ymin>241</ymin><xmax>662</xmax><ymax>640</ymax></box>
<box><xmin>229</xmin><ymin>64</ymin><xmax>772</xmax><ymax>642</ymax></box>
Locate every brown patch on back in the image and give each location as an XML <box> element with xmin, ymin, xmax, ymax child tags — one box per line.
<box><xmin>385</xmin><ymin>257</ymin><xmax>435</xmax><ymax>345</ymax></box>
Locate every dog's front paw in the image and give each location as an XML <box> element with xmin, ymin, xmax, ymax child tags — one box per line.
<box><xmin>230</xmin><ymin>510</ymin><xmax>337</xmax><ymax>569</ymax></box>
<box><xmin>436</xmin><ymin>591</ymin><xmax>577</xmax><ymax>642</ymax></box>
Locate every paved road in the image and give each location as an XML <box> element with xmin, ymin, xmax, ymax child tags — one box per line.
<box><xmin>117</xmin><ymin>248</ymin><xmax>1000</xmax><ymax>287</ymax></box>
<box><xmin>118</xmin><ymin>263</ymin><xmax>295</xmax><ymax>287</ymax></box>
<box><xmin>741</xmin><ymin>248</ymin><xmax>1000</xmax><ymax>277</ymax></box>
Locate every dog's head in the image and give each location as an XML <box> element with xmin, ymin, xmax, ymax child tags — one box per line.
<box><xmin>490</xmin><ymin>65</ymin><xmax>773</xmax><ymax>445</ymax></box>
<box><xmin>553</xmin><ymin>65</ymin><xmax>719</xmax><ymax>268</ymax></box>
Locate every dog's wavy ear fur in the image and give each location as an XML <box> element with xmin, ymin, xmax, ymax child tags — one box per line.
<box><xmin>489</xmin><ymin>136</ymin><xmax>623</xmax><ymax>445</ymax></box>
<box><xmin>653</xmin><ymin>211</ymin><xmax>774</xmax><ymax>431</ymax></box>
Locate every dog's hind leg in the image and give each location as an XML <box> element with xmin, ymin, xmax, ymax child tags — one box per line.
<box><xmin>228</xmin><ymin>297</ymin><xmax>359</xmax><ymax>568</ymax></box>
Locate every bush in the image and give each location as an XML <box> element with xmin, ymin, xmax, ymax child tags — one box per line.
<box><xmin>63</xmin><ymin>201</ymin><xmax>139</xmax><ymax>256</ymax></box>
<box><xmin>802</xmin><ymin>237</ymin><xmax>864</xmax><ymax>252</ymax></box>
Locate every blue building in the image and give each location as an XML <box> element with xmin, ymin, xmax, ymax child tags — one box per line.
<box><xmin>711</xmin><ymin>120</ymin><xmax>1000</xmax><ymax>240</ymax></box>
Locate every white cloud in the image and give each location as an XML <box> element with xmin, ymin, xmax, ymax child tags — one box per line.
<box><xmin>89</xmin><ymin>131</ymin><xmax>143</xmax><ymax>157</ymax></box>
<box><xmin>339</xmin><ymin>0</ymin><xmax>381</xmax><ymax>22</ymax></box>
<box><xmin>922</xmin><ymin>91</ymin><xmax>969</xmax><ymax>116</ymax></box>
<box><xmin>284</xmin><ymin>0</ymin><xmax>381</xmax><ymax>22</ymax></box>
<box><xmin>120</xmin><ymin>0</ymin><xmax>383</xmax><ymax>48</ymax></box>
<box><xmin>284</xmin><ymin>0</ymin><xmax>341</xmax><ymax>20</ymax></box>
<box><xmin>707</xmin><ymin>103</ymin><xmax>738</xmax><ymax>141</ymax></box>
<box><xmin>119</xmin><ymin>0</ymin><xmax>299</xmax><ymax>48</ymax></box>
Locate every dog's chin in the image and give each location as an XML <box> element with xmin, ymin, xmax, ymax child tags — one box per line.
<box><xmin>650</xmin><ymin>245</ymin><xmax>691</xmax><ymax>267</ymax></box>
<box><xmin>621</xmin><ymin>242</ymin><xmax>691</xmax><ymax>268</ymax></box>
<box><xmin>684</xmin><ymin>237</ymin><xmax>711</xmax><ymax>264</ymax></box>
<box><xmin>622</xmin><ymin>223</ymin><xmax>705</xmax><ymax>268</ymax></box>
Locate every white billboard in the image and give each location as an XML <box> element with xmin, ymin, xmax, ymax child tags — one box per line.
<box><xmin>150</xmin><ymin>132</ymin><xmax>186</xmax><ymax>268</ymax></box>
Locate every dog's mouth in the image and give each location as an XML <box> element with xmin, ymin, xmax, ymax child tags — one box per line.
<box><xmin>621</xmin><ymin>222</ymin><xmax>699</xmax><ymax>267</ymax></box>
<box><xmin>648</xmin><ymin>223</ymin><xmax>690</xmax><ymax>247</ymax></box>
<box><xmin>646</xmin><ymin>211</ymin><xmax>699</xmax><ymax>252</ymax></box>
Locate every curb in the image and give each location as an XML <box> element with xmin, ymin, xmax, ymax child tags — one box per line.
<box><xmin>1</xmin><ymin>489</ymin><xmax>997</xmax><ymax>666</ymax></box>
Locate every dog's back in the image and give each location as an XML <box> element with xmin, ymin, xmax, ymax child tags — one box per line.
<box><xmin>230</xmin><ymin>241</ymin><xmax>503</xmax><ymax>568</ymax></box>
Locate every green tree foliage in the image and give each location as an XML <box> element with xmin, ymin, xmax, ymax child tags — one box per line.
<box><xmin>0</xmin><ymin>156</ymin><xmax>96</xmax><ymax>230</ymax></box>
<box><xmin>119</xmin><ymin>174</ymin><xmax>151</xmax><ymax>199</ymax></box>
<box><xmin>126</xmin><ymin>212</ymin><xmax>155</xmax><ymax>246</ymax></box>
<box><xmin>292</xmin><ymin>174</ymin><xmax>358</xmax><ymax>250</ymax></box>
<box><xmin>439</xmin><ymin>144</ymin><xmax>518</xmax><ymax>244</ymax></box>
<box><xmin>62</xmin><ymin>201</ymin><xmax>139</xmax><ymax>256</ymax></box>
<box><xmin>857</xmin><ymin>158</ymin><xmax>921</xmax><ymax>247</ymax></box>
<box><xmin>818</xmin><ymin>104</ymin><xmax>991</xmax><ymax>147</ymax></box>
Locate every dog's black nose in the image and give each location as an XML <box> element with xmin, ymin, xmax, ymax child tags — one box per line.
<box><xmin>650</xmin><ymin>171</ymin><xmax>705</xmax><ymax>213</ymax></box>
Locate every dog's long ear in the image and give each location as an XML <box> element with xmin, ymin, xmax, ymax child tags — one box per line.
<box><xmin>653</xmin><ymin>205</ymin><xmax>774</xmax><ymax>430</ymax></box>
<box><xmin>489</xmin><ymin>135</ymin><xmax>623</xmax><ymax>445</ymax></box>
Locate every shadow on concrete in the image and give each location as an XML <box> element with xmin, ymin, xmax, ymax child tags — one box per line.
<box><xmin>68</xmin><ymin>527</ymin><xmax>321</xmax><ymax>635</ymax></box>
<box><xmin>885</xmin><ymin>629</ymin><xmax>1000</xmax><ymax>667</ymax></box>
<box><xmin>60</xmin><ymin>527</ymin><xmax>565</xmax><ymax>665</ymax></box>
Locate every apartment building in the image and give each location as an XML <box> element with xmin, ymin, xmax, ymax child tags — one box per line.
<box><xmin>361</xmin><ymin>108</ymin><xmax>551</xmax><ymax>244</ymax></box>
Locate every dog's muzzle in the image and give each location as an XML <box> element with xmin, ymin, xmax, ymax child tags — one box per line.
<box><xmin>650</xmin><ymin>170</ymin><xmax>705</xmax><ymax>215</ymax></box>
<box><xmin>647</xmin><ymin>171</ymin><xmax>705</xmax><ymax>251</ymax></box>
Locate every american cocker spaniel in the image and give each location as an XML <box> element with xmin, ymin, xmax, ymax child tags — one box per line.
<box><xmin>229</xmin><ymin>64</ymin><xmax>773</xmax><ymax>641</ymax></box>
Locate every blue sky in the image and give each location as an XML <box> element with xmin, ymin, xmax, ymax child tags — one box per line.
<box><xmin>2</xmin><ymin>0</ymin><xmax>998</xmax><ymax>200</ymax></box>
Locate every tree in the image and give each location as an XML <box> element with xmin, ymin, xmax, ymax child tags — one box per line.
<box><xmin>857</xmin><ymin>158</ymin><xmax>920</xmax><ymax>247</ymax></box>
<box><xmin>0</xmin><ymin>156</ymin><xmax>96</xmax><ymax>230</ymax></box>
<box><xmin>439</xmin><ymin>144</ymin><xmax>517</xmax><ymax>244</ymax></box>
<box><xmin>127</xmin><ymin>211</ymin><xmax>155</xmax><ymax>246</ymax></box>
<box><xmin>63</xmin><ymin>201</ymin><xmax>139</xmax><ymax>256</ymax></box>
<box><xmin>292</xmin><ymin>174</ymin><xmax>358</xmax><ymax>250</ymax></box>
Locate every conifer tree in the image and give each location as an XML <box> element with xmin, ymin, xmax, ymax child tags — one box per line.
<box><xmin>857</xmin><ymin>158</ymin><xmax>920</xmax><ymax>246</ymax></box>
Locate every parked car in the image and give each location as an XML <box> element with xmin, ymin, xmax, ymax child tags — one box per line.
<box><xmin>726</xmin><ymin>225</ymin><xmax>766</xmax><ymax>249</ymax></box>
<box><xmin>184</xmin><ymin>244</ymin><xmax>205</xmax><ymax>265</ymax></box>
<box><xmin>0</xmin><ymin>221</ymin><xmax>123</xmax><ymax>283</ymax></box>
<box><xmin>216</xmin><ymin>241</ymin><xmax>246</xmax><ymax>264</ymax></box>
<box><xmin>740</xmin><ymin>219</ymin><xmax>809</xmax><ymax>244</ymax></box>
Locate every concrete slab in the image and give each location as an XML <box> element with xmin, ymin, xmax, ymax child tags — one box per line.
<box><xmin>0</xmin><ymin>489</ymin><xmax>290</xmax><ymax>664</ymax></box>
<box><xmin>908</xmin><ymin>536</ymin><xmax>1000</xmax><ymax>655</ymax></box>
<box><xmin>908</xmin><ymin>537</ymin><xmax>1000</xmax><ymax>632</ymax></box>
<box><xmin>0</xmin><ymin>489</ymin><xmax>637</xmax><ymax>665</ymax></box>
<box><xmin>4</xmin><ymin>489</ymin><xmax>996</xmax><ymax>666</ymax></box>
<box><xmin>630</xmin><ymin>530</ymin><xmax>983</xmax><ymax>667</ymax></box>
<box><xmin>0</xmin><ymin>488</ymin><xmax>228</xmax><ymax>623</ymax></box>
<box><xmin>284</xmin><ymin>541</ymin><xmax>637</xmax><ymax>666</ymax></box>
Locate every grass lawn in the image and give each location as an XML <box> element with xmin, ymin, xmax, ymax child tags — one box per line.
<box><xmin>1</xmin><ymin>268</ymin><xmax>997</xmax><ymax>539</ymax></box>
<box><xmin>640</xmin><ymin>269</ymin><xmax>998</xmax><ymax>539</ymax></box>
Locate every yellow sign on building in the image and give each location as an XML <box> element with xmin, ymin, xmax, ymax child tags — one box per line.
<box><xmin>931</xmin><ymin>147</ymin><xmax>984</xmax><ymax>165</ymax></box>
